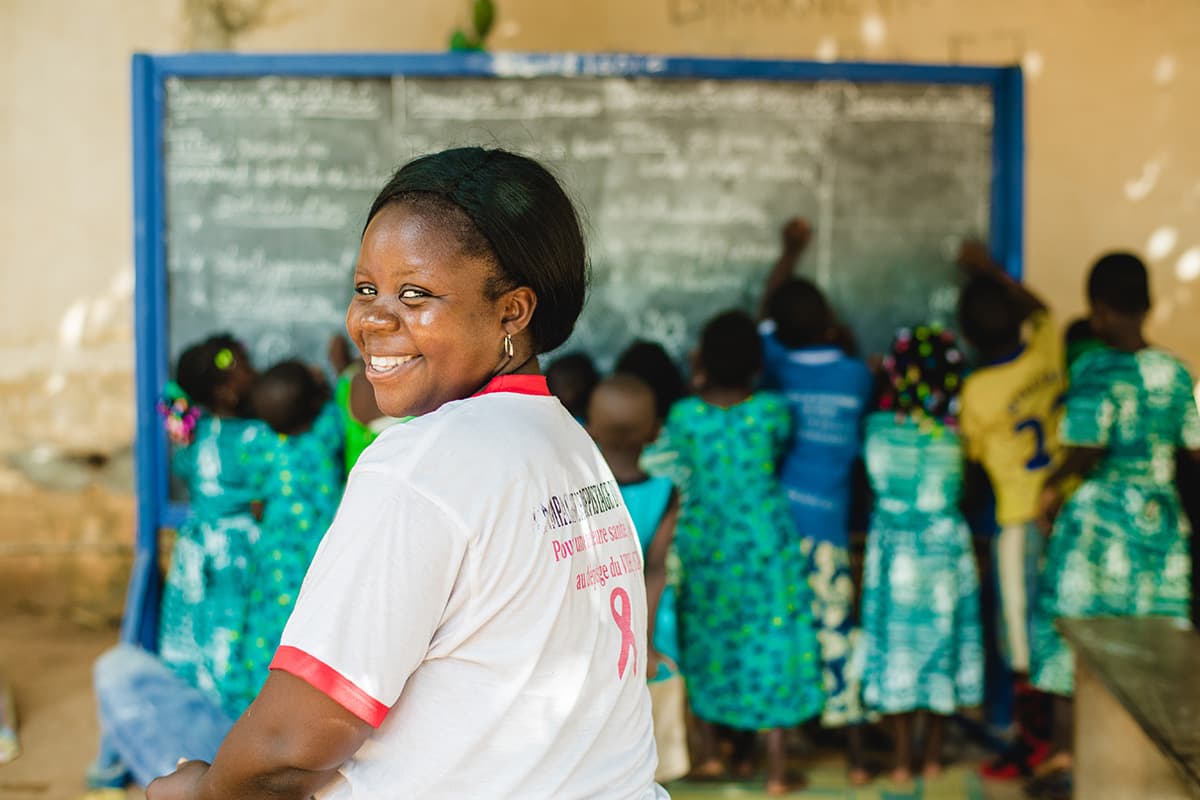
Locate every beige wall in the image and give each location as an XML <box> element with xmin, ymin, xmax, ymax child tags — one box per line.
<box><xmin>2</xmin><ymin>0</ymin><xmax>1198</xmax><ymax>615</ymax></box>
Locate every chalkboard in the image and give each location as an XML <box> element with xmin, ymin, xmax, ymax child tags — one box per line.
<box><xmin>128</xmin><ymin>53</ymin><xmax>1023</xmax><ymax>649</ymax></box>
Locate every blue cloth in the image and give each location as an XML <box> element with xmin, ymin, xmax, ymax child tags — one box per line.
<box><xmin>760</xmin><ymin>325</ymin><xmax>873</xmax><ymax>547</ymax></box>
<box><xmin>622</xmin><ymin>475</ymin><xmax>679</xmax><ymax>681</ymax></box>
<box><xmin>93</xmin><ymin>645</ymin><xmax>233</xmax><ymax>787</ymax></box>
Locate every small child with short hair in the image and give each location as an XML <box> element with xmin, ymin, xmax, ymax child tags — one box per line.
<box><xmin>858</xmin><ymin>324</ymin><xmax>984</xmax><ymax>783</ymax></box>
<box><xmin>759</xmin><ymin>218</ymin><xmax>874</xmax><ymax>782</ymax></box>
<box><xmin>1030</xmin><ymin>252</ymin><xmax>1200</xmax><ymax>778</ymax></box>
<box><xmin>546</xmin><ymin>351</ymin><xmax>600</xmax><ymax>424</ymax></box>
<box><xmin>587</xmin><ymin>374</ymin><xmax>687</xmax><ymax>784</ymax></box>
<box><xmin>222</xmin><ymin>360</ymin><xmax>345</xmax><ymax>714</ymax></box>
<box><xmin>658</xmin><ymin>309</ymin><xmax>824</xmax><ymax>796</ymax></box>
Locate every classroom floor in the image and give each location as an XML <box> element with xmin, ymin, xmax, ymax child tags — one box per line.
<box><xmin>0</xmin><ymin>612</ymin><xmax>1023</xmax><ymax>800</ymax></box>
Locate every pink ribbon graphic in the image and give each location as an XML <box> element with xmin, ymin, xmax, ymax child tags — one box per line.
<box><xmin>610</xmin><ymin>587</ymin><xmax>637</xmax><ymax>679</ymax></box>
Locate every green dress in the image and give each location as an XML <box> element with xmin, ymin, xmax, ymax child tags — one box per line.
<box><xmin>158</xmin><ymin>415</ymin><xmax>267</xmax><ymax>707</ymax></box>
<box><xmin>224</xmin><ymin>402</ymin><xmax>345</xmax><ymax>715</ymax></box>
<box><xmin>857</xmin><ymin>413</ymin><xmax>984</xmax><ymax>715</ymax></box>
<box><xmin>660</xmin><ymin>393</ymin><xmax>824</xmax><ymax>730</ymax></box>
<box><xmin>1031</xmin><ymin>348</ymin><xmax>1200</xmax><ymax>696</ymax></box>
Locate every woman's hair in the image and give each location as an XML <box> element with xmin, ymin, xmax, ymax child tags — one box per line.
<box><xmin>766</xmin><ymin>278</ymin><xmax>833</xmax><ymax>349</ymax></box>
<box><xmin>614</xmin><ymin>339</ymin><xmax>687</xmax><ymax>419</ymax></box>
<box><xmin>1088</xmin><ymin>251</ymin><xmax>1151</xmax><ymax>314</ymax></box>
<box><xmin>365</xmin><ymin>147</ymin><xmax>588</xmax><ymax>354</ymax></box>
<box><xmin>697</xmin><ymin>310</ymin><xmax>762</xmax><ymax>389</ymax></box>
<box><xmin>252</xmin><ymin>361</ymin><xmax>328</xmax><ymax>436</ymax></box>
<box><xmin>879</xmin><ymin>324</ymin><xmax>966</xmax><ymax>425</ymax></box>
<box><xmin>175</xmin><ymin>333</ymin><xmax>245</xmax><ymax>409</ymax></box>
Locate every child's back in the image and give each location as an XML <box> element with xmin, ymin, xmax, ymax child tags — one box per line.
<box><xmin>158</xmin><ymin>338</ymin><xmax>265</xmax><ymax>704</ymax></box>
<box><xmin>225</xmin><ymin>363</ymin><xmax>345</xmax><ymax>713</ymax></box>
<box><xmin>761</xmin><ymin>280</ymin><xmax>872</xmax><ymax>546</ymax></box>
<box><xmin>858</xmin><ymin>327</ymin><xmax>983</xmax><ymax>726</ymax></box>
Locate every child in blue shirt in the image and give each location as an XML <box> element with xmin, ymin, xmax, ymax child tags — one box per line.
<box><xmin>587</xmin><ymin>374</ymin><xmax>687</xmax><ymax>783</ymax></box>
<box><xmin>760</xmin><ymin>217</ymin><xmax>873</xmax><ymax>783</ymax></box>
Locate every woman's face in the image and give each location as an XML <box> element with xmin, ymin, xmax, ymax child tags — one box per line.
<box><xmin>347</xmin><ymin>204</ymin><xmax>513</xmax><ymax>418</ymax></box>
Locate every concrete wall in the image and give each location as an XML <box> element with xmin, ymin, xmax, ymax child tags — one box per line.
<box><xmin>2</xmin><ymin>0</ymin><xmax>1198</xmax><ymax>619</ymax></box>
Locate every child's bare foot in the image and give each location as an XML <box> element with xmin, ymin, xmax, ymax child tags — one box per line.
<box><xmin>765</xmin><ymin>776</ymin><xmax>805</xmax><ymax>796</ymax></box>
<box><xmin>848</xmin><ymin>766</ymin><xmax>872</xmax><ymax>786</ymax></box>
<box><xmin>890</xmin><ymin>767</ymin><xmax>913</xmax><ymax>784</ymax></box>
<box><xmin>923</xmin><ymin>761</ymin><xmax>944</xmax><ymax>780</ymax></box>
<box><xmin>691</xmin><ymin>758</ymin><xmax>725</xmax><ymax>779</ymax></box>
<box><xmin>1033</xmin><ymin>751</ymin><xmax>1073</xmax><ymax>777</ymax></box>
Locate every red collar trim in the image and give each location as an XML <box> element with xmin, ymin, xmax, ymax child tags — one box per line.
<box><xmin>474</xmin><ymin>374</ymin><xmax>551</xmax><ymax>397</ymax></box>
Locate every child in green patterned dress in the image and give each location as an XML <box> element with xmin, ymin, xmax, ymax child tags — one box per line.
<box><xmin>222</xmin><ymin>360</ymin><xmax>346</xmax><ymax>715</ymax></box>
<box><xmin>857</xmin><ymin>324</ymin><xmax>984</xmax><ymax>783</ymax></box>
<box><xmin>660</xmin><ymin>310</ymin><xmax>824</xmax><ymax>796</ymax></box>
<box><xmin>1030</xmin><ymin>253</ymin><xmax>1200</xmax><ymax>783</ymax></box>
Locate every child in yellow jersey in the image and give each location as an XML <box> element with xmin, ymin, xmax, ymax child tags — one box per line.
<box><xmin>956</xmin><ymin>242</ymin><xmax>1066</xmax><ymax>682</ymax></box>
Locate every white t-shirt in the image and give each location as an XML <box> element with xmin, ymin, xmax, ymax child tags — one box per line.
<box><xmin>271</xmin><ymin>374</ymin><xmax>666</xmax><ymax>800</ymax></box>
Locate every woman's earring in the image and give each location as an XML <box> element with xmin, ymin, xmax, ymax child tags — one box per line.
<box><xmin>503</xmin><ymin>333</ymin><xmax>514</xmax><ymax>359</ymax></box>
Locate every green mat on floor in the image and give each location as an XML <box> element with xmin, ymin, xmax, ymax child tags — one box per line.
<box><xmin>665</xmin><ymin>763</ymin><xmax>986</xmax><ymax>800</ymax></box>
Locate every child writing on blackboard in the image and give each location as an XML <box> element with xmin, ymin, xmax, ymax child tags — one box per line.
<box><xmin>220</xmin><ymin>360</ymin><xmax>346</xmax><ymax>714</ymax></box>
<box><xmin>586</xmin><ymin>374</ymin><xmax>688</xmax><ymax>784</ymax></box>
<box><xmin>659</xmin><ymin>310</ymin><xmax>824</xmax><ymax>796</ymax></box>
<box><xmin>1029</xmin><ymin>253</ymin><xmax>1200</xmax><ymax>786</ymax></box>
<box><xmin>759</xmin><ymin>217</ymin><xmax>874</xmax><ymax>784</ymax></box>
<box><xmin>857</xmin><ymin>324</ymin><xmax>984</xmax><ymax>783</ymax></box>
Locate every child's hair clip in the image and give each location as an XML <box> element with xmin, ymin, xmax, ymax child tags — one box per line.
<box><xmin>214</xmin><ymin>347</ymin><xmax>235</xmax><ymax>370</ymax></box>
<box><xmin>158</xmin><ymin>380</ymin><xmax>201</xmax><ymax>445</ymax></box>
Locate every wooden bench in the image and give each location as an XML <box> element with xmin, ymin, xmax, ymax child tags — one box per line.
<box><xmin>1058</xmin><ymin>617</ymin><xmax>1200</xmax><ymax>799</ymax></box>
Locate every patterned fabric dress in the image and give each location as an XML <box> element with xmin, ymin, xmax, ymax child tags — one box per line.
<box><xmin>857</xmin><ymin>412</ymin><xmax>984</xmax><ymax>715</ymax></box>
<box><xmin>223</xmin><ymin>402</ymin><xmax>345</xmax><ymax>715</ymax></box>
<box><xmin>1031</xmin><ymin>348</ymin><xmax>1200</xmax><ymax>697</ymax></box>
<box><xmin>158</xmin><ymin>415</ymin><xmax>266</xmax><ymax>707</ymax></box>
<box><xmin>661</xmin><ymin>393</ymin><xmax>824</xmax><ymax>730</ymax></box>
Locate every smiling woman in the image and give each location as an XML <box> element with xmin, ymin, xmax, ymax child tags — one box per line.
<box><xmin>146</xmin><ymin>148</ymin><xmax>666</xmax><ymax>800</ymax></box>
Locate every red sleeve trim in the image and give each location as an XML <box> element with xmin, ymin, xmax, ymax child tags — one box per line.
<box><xmin>474</xmin><ymin>374</ymin><xmax>551</xmax><ymax>397</ymax></box>
<box><xmin>270</xmin><ymin>645</ymin><xmax>389</xmax><ymax>728</ymax></box>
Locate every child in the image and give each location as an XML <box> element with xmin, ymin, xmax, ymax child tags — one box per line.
<box><xmin>546</xmin><ymin>351</ymin><xmax>600</xmax><ymax>423</ymax></box>
<box><xmin>615</xmin><ymin>339</ymin><xmax>688</xmax><ymax>421</ymax></box>
<box><xmin>956</xmin><ymin>242</ymin><xmax>1064</xmax><ymax>679</ymax></box>
<box><xmin>158</xmin><ymin>334</ymin><xmax>264</xmax><ymax>704</ymax></box>
<box><xmin>587</xmin><ymin>374</ymin><xmax>688</xmax><ymax>783</ymax></box>
<box><xmin>1029</xmin><ymin>253</ymin><xmax>1200</xmax><ymax>783</ymax></box>
<box><xmin>328</xmin><ymin>336</ymin><xmax>405</xmax><ymax>473</ymax></box>
<box><xmin>659</xmin><ymin>310</ymin><xmax>824</xmax><ymax>796</ymax></box>
<box><xmin>760</xmin><ymin>217</ymin><xmax>874</xmax><ymax>782</ymax></box>
<box><xmin>224</xmin><ymin>360</ymin><xmax>346</xmax><ymax>714</ymax></box>
<box><xmin>858</xmin><ymin>324</ymin><xmax>984</xmax><ymax>782</ymax></box>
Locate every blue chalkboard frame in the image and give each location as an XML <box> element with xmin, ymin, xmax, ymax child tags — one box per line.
<box><xmin>128</xmin><ymin>51</ymin><xmax>1024</xmax><ymax>648</ymax></box>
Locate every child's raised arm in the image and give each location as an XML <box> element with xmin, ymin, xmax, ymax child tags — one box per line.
<box><xmin>760</xmin><ymin>217</ymin><xmax>812</xmax><ymax>320</ymax></box>
<box><xmin>957</xmin><ymin>240</ymin><xmax>1046</xmax><ymax>321</ymax></box>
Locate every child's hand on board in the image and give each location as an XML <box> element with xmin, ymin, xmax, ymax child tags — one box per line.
<box><xmin>780</xmin><ymin>217</ymin><xmax>812</xmax><ymax>255</ymax></box>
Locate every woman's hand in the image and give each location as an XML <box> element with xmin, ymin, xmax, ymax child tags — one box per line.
<box><xmin>146</xmin><ymin>760</ymin><xmax>210</xmax><ymax>800</ymax></box>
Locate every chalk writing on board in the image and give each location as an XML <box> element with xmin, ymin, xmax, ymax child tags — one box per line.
<box><xmin>163</xmin><ymin>74</ymin><xmax>992</xmax><ymax>374</ymax></box>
